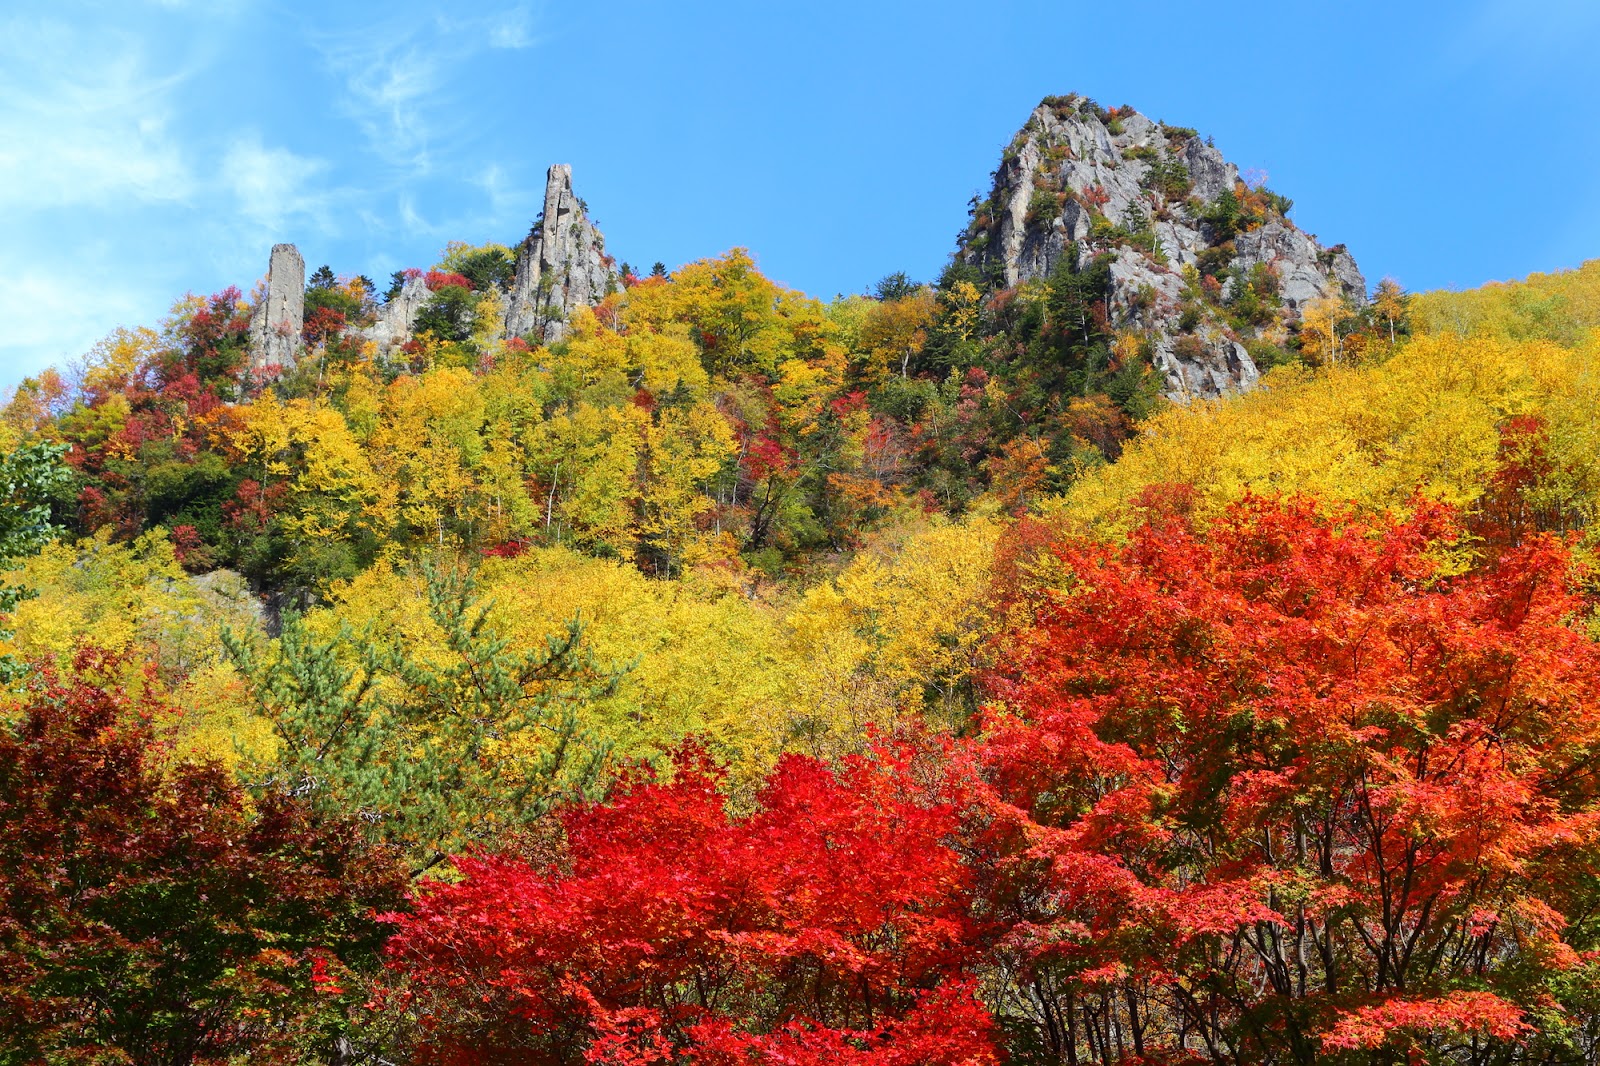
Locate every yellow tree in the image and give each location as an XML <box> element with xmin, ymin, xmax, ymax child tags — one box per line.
<box><xmin>222</xmin><ymin>395</ymin><xmax>384</xmax><ymax>582</ymax></box>
<box><xmin>626</xmin><ymin>249</ymin><xmax>830</xmax><ymax>378</ymax></box>
<box><xmin>1373</xmin><ymin>277</ymin><xmax>1408</xmax><ymax>347</ymax></box>
<box><xmin>364</xmin><ymin>367</ymin><xmax>491</xmax><ymax>550</ymax></box>
<box><xmin>856</xmin><ymin>289</ymin><xmax>936</xmax><ymax>381</ymax></box>
<box><xmin>1056</xmin><ymin>331</ymin><xmax>1600</xmax><ymax>540</ymax></box>
<box><xmin>308</xmin><ymin>551</ymin><xmax>791</xmax><ymax>786</ymax></box>
<box><xmin>1298</xmin><ymin>295</ymin><xmax>1349</xmax><ymax>365</ymax></box>
<box><xmin>636</xmin><ymin>400</ymin><xmax>737</xmax><ymax>573</ymax></box>
<box><xmin>1</xmin><ymin>529</ymin><xmax>273</xmax><ymax>769</ymax></box>
<box><xmin>529</xmin><ymin>402</ymin><xmax>647</xmax><ymax>556</ymax></box>
<box><xmin>780</xmin><ymin>512</ymin><xmax>1004</xmax><ymax>751</ymax></box>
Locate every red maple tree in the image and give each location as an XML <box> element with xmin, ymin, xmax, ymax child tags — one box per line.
<box><xmin>0</xmin><ymin>649</ymin><xmax>408</xmax><ymax>1065</ymax></box>
<box><xmin>975</xmin><ymin>494</ymin><xmax>1600</xmax><ymax>1062</ymax></box>
<box><xmin>381</xmin><ymin>495</ymin><xmax>1600</xmax><ymax>1064</ymax></box>
<box><xmin>384</xmin><ymin>749</ymin><xmax>995</xmax><ymax>1065</ymax></box>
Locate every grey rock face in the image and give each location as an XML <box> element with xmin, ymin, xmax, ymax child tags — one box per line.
<box><xmin>959</xmin><ymin>96</ymin><xmax>1367</xmax><ymax>401</ymax></box>
<box><xmin>1232</xmin><ymin>222</ymin><xmax>1365</xmax><ymax>312</ymax></box>
<box><xmin>1183</xmin><ymin>137</ymin><xmax>1239</xmax><ymax>204</ymax></box>
<box><xmin>355</xmin><ymin>273</ymin><xmax>431</xmax><ymax>354</ymax></box>
<box><xmin>504</xmin><ymin>164</ymin><xmax>618</xmax><ymax>343</ymax></box>
<box><xmin>248</xmin><ymin>243</ymin><xmax>305</xmax><ymax>372</ymax></box>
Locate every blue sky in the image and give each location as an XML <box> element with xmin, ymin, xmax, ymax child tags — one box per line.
<box><xmin>3</xmin><ymin>0</ymin><xmax>1599</xmax><ymax>390</ymax></box>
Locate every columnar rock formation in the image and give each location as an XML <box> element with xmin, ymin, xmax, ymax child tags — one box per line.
<box><xmin>504</xmin><ymin>164</ymin><xmax>618</xmax><ymax>343</ymax></box>
<box><xmin>248</xmin><ymin>243</ymin><xmax>305</xmax><ymax>372</ymax></box>
<box><xmin>958</xmin><ymin>95</ymin><xmax>1366</xmax><ymax>400</ymax></box>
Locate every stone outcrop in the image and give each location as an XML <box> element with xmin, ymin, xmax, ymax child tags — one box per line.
<box><xmin>248</xmin><ymin>243</ymin><xmax>305</xmax><ymax>372</ymax></box>
<box><xmin>958</xmin><ymin>95</ymin><xmax>1367</xmax><ymax>400</ymax></box>
<box><xmin>356</xmin><ymin>272</ymin><xmax>431</xmax><ymax>354</ymax></box>
<box><xmin>257</xmin><ymin>166</ymin><xmax>617</xmax><ymax>365</ymax></box>
<box><xmin>504</xmin><ymin>164</ymin><xmax>617</xmax><ymax>343</ymax></box>
<box><xmin>1232</xmin><ymin>222</ymin><xmax>1364</xmax><ymax>313</ymax></box>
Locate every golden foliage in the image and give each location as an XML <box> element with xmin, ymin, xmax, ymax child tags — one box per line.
<box><xmin>1</xmin><ymin>529</ymin><xmax>274</xmax><ymax>768</ymax></box>
<box><xmin>1411</xmin><ymin>259</ymin><xmax>1600</xmax><ymax>346</ymax></box>
<box><xmin>1056</xmin><ymin>332</ymin><xmax>1600</xmax><ymax>534</ymax></box>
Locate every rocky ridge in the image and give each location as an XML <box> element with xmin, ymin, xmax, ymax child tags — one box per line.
<box><xmin>504</xmin><ymin>164</ymin><xmax>618</xmax><ymax>344</ymax></box>
<box><xmin>958</xmin><ymin>95</ymin><xmax>1366</xmax><ymax>399</ymax></box>
<box><xmin>254</xmin><ymin>165</ymin><xmax>617</xmax><ymax>366</ymax></box>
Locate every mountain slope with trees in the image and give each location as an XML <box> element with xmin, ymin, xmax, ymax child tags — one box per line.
<box><xmin>3</xmin><ymin>95</ymin><xmax>1600</xmax><ymax>1064</ymax></box>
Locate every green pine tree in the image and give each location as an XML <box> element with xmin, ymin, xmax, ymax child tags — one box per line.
<box><xmin>225</xmin><ymin>561</ymin><xmax>621</xmax><ymax>873</ymax></box>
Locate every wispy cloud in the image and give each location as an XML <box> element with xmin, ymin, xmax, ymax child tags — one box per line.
<box><xmin>0</xmin><ymin>241</ymin><xmax>169</xmax><ymax>386</ymax></box>
<box><xmin>319</xmin><ymin>30</ymin><xmax>444</xmax><ymax>170</ymax></box>
<box><xmin>221</xmin><ymin>133</ymin><xmax>332</xmax><ymax>234</ymax></box>
<box><xmin>487</xmin><ymin>4</ymin><xmax>539</xmax><ymax>49</ymax></box>
<box><xmin>0</xmin><ymin>0</ymin><xmax>554</xmax><ymax>389</ymax></box>
<box><xmin>313</xmin><ymin>3</ymin><xmax>541</xmax><ymax>173</ymax></box>
<box><xmin>0</xmin><ymin>17</ymin><xmax>195</xmax><ymax>210</ymax></box>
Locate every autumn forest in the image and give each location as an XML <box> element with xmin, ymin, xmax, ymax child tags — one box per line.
<box><xmin>5</xmin><ymin>95</ymin><xmax>1600</xmax><ymax>1066</ymax></box>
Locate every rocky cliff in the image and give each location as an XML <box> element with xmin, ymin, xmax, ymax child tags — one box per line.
<box><xmin>504</xmin><ymin>164</ymin><xmax>618</xmax><ymax>343</ymax></box>
<box><xmin>958</xmin><ymin>95</ymin><xmax>1366</xmax><ymax>399</ymax></box>
<box><xmin>248</xmin><ymin>243</ymin><xmax>305</xmax><ymax>373</ymax></box>
<box><xmin>356</xmin><ymin>272</ymin><xmax>430</xmax><ymax>355</ymax></box>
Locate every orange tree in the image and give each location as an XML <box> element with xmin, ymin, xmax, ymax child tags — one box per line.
<box><xmin>382</xmin><ymin>495</ymin><xmax>1600</xmax><ymax>1065</ymax></box>
<box><xmin>975</xmin><ymin>494</ymin><xmax>1600</xmax><ymax>1064</ymax></box>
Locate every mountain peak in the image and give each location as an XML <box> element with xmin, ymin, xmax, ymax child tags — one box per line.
<box><xmin>958</xmin><ymin>95</ymin><xmax>1366</xmax><ymax>399</ymax></box>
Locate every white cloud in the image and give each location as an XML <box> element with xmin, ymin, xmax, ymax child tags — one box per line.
<box><xmin>0</xmin><ymin>243</ymin><xmax>166</xmax><ymax>389</ymax></box>
<box><xmin>221</xmin><ymin>133</ymin><xmax>331</xmax><ymax>232</ymax></box>
<box><xmin>0</xmin><ymin>17</ymin><xmax>195</xmax><ymax>210</ymax></box>
<box><xmin>313</xmin><ymin>3</ymin><xmax>542</xmax><ymax>172</ymax></box>
<box><xmin>315</xmin><ymin>19</ymin><xmax>449</xmax><ymax>172</ymax></box>
<box><xmin>0</xmin><ymin>1</ymin><xmax>552</xmax><ymax>392</ymax></box>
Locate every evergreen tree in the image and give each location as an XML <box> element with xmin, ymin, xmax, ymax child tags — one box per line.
<box><xmin>225</xmin><ymin>562</ymin><xmax>621</xmax><ymax>873</ymax></box>
<box><xmin>873</xmin><ymin>270</ymin><xmax>922</xmax><ymax>302</ymax></box>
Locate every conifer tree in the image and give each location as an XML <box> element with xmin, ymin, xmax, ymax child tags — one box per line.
<box><xmin>226</xmin><ymin>562</ymin><xmax>621</xmax><ymax>873</ymax></box>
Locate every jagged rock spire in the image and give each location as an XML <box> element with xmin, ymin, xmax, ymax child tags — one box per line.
<box><xmin>248</xmin><ymin>243</ymin><xmax>305</xmax><ymax>372</ymax></box>
<box><xmin>504</xmin><ymin>164</ymin><xmax>617</xmax><ymax>343</ymax></box>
